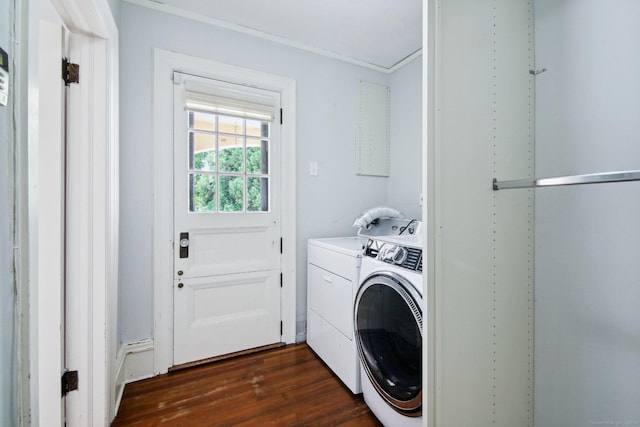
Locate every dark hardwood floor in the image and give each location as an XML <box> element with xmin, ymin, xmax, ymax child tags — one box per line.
<box><xmin>112</xmin><ymin>344</ymin><xmax>382</xmax><ymax>426</ymax></box>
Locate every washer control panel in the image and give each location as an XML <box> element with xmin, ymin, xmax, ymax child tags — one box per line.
<box><xmin>380</xmin><ymin>244</ymin><xmax>408</xmax><ymax>265</ymax></box>
<box><xmin>365</xmin><ymin>239</ymin><xmax>422</xmax><ymax>272</ymax></box>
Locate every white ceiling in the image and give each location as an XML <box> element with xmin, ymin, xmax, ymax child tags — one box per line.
<box><xmin>127</xmin><ymin>0</ymin><xmax>423</xmax><ymax>72</ymax></box>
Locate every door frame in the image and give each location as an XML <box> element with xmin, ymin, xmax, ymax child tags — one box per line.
<box><xmin>17</xmin><ymin>0</ymin><xmax>119</xmax><ymax>424</ymax></box>
<box><xmin>34</xmin><ymin>10</ymin><xmax>65</xmax><ymax>426</ymax></box>
<box><xmin>152</xmin><ymin>48</ymin><xmax>297</xmax><ymax>374</ymax></box>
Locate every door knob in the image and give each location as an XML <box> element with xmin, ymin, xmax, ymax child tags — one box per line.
<box><xmin>179</xmin><ymin>232</ymin><xmax>189</xmax><ymax>258</ymax></box>
<box><xmin>177</xmin><ymin>270</ymin><xmax>183</xmax><ymax>276</ymax></box>
<box><xmin>177</xmin><ymin>283</ymin><xmax>184</xmax><ymax>289</ymax></box>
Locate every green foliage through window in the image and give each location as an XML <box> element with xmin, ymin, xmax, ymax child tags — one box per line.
<box><xmin>192</xmin><ymin>174</ymin><xmax>216</xmax><ymax>212</ymax></box>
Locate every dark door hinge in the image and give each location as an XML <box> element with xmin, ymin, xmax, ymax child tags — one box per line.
<box><xmin>280</xmin><ymin>273</ymin><xmax>283</xmax><ymax>288</ymax></box>
<box><xmin>61</xmin><ymin>370</ymin><xmax>78</xmax><ymax>396</ymax></box>
<box><xmin>62</xmin><ymin>57</ymin><xmax>79</xmax><ymax>86</ymax></box>
<box><xmin>280</xmin><ymin>108</ymin><xmax>283</xmax><ymax>125</ymax></box>
<box><xmin>280</xmin><ymin>321</ymin><xmax>283</xmax><ymax>335</ymax></box>
<box><xmin>280</xmin><ymin>237</ymin><xmax>283</xmax><ymax>254</ymax></box>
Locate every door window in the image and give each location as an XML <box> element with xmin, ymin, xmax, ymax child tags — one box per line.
<box><xmin>187</xmin><ymin>109</ymin><xmax>271</xmax><ymax>213</ymax></box>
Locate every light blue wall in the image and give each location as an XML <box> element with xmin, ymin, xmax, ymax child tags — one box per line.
<box><xmin>389</xmin><ymin>58</ymin><xmax>422</xmax><ymax>219</ymax></box>
<box><xmin>534</xmin><ymin>1</ymin><xmax>640</xmax><ymax>425</ymax></box>
<box><xmin>108</xmin><ymin>0</ymin><xmax>120</xmax><ymax>26</ymax></box>
<box><xmin>118</xmin><ymin>3</ymin><xmax>421</xmax><ymax>345</ymax></box>
<box><xmin>0</xmin><ymin>0</ymin><xmax>15</xmax><ymax>425</ymax></box>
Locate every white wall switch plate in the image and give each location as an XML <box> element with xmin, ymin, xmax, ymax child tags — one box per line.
<box><xmin>309</xmin><ymin>161</ymin><xmax>318</xmax><ymax>176</ymax></box>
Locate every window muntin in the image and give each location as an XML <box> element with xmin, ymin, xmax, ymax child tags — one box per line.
<box><xmin>187</xmin><ymin>109</ymin><xmax>271</xmax><ymax>213</ymax></box>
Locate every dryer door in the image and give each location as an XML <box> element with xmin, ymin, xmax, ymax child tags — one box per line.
<box><xmin>354</xmin><ymin>272</ymin><xmax>422</xmax><ymax>416</ymax></box>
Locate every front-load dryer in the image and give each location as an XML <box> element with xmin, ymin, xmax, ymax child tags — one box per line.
<box><xmin>354</xmin><ymin>233</ymin><xmax>423</xmax><ymax>426</ymax></box>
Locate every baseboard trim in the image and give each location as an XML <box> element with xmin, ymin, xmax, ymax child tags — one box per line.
<box><xmin>114</xmin><ymin>346</ymin><xmax>126</xmax><ymax>417</ymax></box>
<box><xmin>113</xmin><ymin>339</ymin><xmax>155</xmax><ymax>417</ymax></box>
<box><xmin>296</xmin><ymin>319</ymin><xmax>306</xmax><ymax>343</ymax></box>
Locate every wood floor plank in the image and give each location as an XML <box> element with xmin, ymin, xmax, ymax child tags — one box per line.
<box><xmin>112</xmin><ymin>344</ymin><xmax>382</xmax><ymax>426</ymax></box>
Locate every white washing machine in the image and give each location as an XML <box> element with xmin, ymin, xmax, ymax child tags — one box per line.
<box><xmin>354</xmin><ymin>222</ymin><xmax>423</xmax><ymax>426</ymax></box>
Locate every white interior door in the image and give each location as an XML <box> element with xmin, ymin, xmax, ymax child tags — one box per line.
<box><xmin>172</xmin><ymin>73</ymin><xmax>283</xmax><ymax>365</ymax></box>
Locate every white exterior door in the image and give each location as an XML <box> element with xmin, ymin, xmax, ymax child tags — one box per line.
<box><xmin>172</xmin><ymin>73</ymin><xmax>282</xmax><ymax>365</ymax></box>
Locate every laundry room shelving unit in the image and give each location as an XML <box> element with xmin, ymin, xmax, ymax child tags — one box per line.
<box><xmin>426</xmin><ymin>0</ymin><xmax>535</xmax><ymax>426</ymax></box>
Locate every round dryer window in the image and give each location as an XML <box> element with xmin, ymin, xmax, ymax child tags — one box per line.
<box><xmin>354</xmin><ymin>272</ymin><xmax>422</xmax><ymax>416</ymax></box>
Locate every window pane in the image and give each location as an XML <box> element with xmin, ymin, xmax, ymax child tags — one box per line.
<box><xmin>246</xmin><ymin>139</ymin><xmax>269</xmax><ymax>174</ymax></box>
<box><xmin>189</xmin><ymin>111</ymin><xmax>216</xmax><ymax>131</ymax></box>
<box><xmin>247</xmin><ymin>177</ymin><xmax>269</xmax><ymax>212</ymax></box>
<box><xmin>191</xmin><ymin>132</ymin><xmax>216</xmax><ymax>171</ymax></box>
<box><xmin>190</xmin><ymin>173</ymin><xmax>216</xmax><ymax>213</ymax></box>
<box><xmin>218</xmin><ymin>134</ymin><xmax>243</xmax><ymax>173</ymax></box>
<box><xmin>219</xmin><ymin>115</ymin><xmax>244</xmax><ymax>135</ymax></box>
<box><xmin>246</xmin><ymin>119</ymin><xmax>269</xmax><ymax>138</ymax></box>
<box><xmin>219</xmin><ymin>175</ymin><xmax>244</xmax><ymax>212</ymax></box>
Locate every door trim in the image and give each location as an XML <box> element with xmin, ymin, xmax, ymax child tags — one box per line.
<box><xmin>152</xmin><ymin>49</ymin><xmax>297</xmax><ymax>374</ymax></box>
<box><xmin>34</xmin><ymin>15</ymin><xmax>65</xmax><ymax>426</ymax></box>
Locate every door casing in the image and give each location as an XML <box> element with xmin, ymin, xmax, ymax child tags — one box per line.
<box><xmin>35</xmin><ymin>8</ymin><xmax>65</xmax><ymax>424</ymax></box>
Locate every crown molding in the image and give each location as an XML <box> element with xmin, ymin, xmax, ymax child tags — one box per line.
<box><xmin>123</xmin><ymin>0</ymin><xmax>422</xmax><ymax>74</ymax></box>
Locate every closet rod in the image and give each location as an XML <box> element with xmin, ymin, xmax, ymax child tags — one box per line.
<box><xmin>492</xmin><ymin>170</ymin><xmax>640</xmax><ymax>191</ymax></box>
